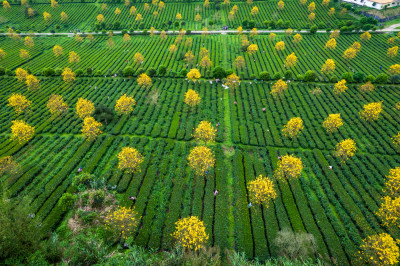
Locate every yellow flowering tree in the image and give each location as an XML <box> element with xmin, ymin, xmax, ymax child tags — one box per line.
<box><xmin>130</xmin><ymin>6</ymin><xmax>137</xmax><ymax>16</ymax></box>
<box><xmin>10</xmin><ymin>120</ymin><xmax>35</xmax><ymax>144</ymax></box>
<box><xmin>251</xmin><ymin>6</ymin><xmax>259</xmax><ymax>15</ymax></box>
<box><xmin>62</xmin><ymin>68</ymin><xmax>75</xmax><ymax>83</ymax></box>
<box><xmin>274</xmin><ymin>154</ymin><xmax>303</xmax><ymax>181</ymax></box>
<box><xmin>322</xmin><ymin>114</ymin><xmax>343</xmax><ymax>133</ymax></box>
<box><xmin>328</xmin><ymin>7</ymin><xmax>335</xmax><ymax>16</ymax></box>
<box><xmin>114</xmin><ymin>7</ymin><xmax>121</xmax><ymax>15</ymax></box>
<box><xmin>360</xmin><ymin>32</ymin><xmax>371</xmax><ymax>41</ymax></box>
<box><xmin>308</xmin><ymin>1</ymin><xmax>315</xmax><ymax>11</ymax></box>
<box><xmin>24</xmin><ymin>36</ymin><xmax>34</xmax><ymax>48</ymax></box>
<box><xmin>69</xmin><ymin>51</ymin><xmax>80</xmax><ymax>63</ymax></box>
<box><xmin>115</xmin><ymin>94</ymin><xmax>136</xmax><ymax>115</ymax></box>
<box><xmin>234</xmin><ymin>56</ymin><xmax>245</xmax><ymax>70</ymax></box>
<box><xmin>15</xmin><ymin>68</ymin><xmax>28</xmax><ymax>82</ymax></box>
<box><xmin>392</xmin><ymin>133</ymin><xmax>400</xmax><ymax>151</ymax></box>
<box><xmin>282</xmin><ymin>117</ymin><xmax>303</xmax><ymax>139</ymax></box>
<box><xmin>104</xmin><ymin>206</ymin><xmax>140</xmax><ymax>240</ymax></box>
<box><xmin>168</xmin><ymin>44</ymin><xmax>178</xmax><ymax>53</ymax></box>
<box><xmin>26</xmin><ymin>75</ymin><xmax>40</xmax><ymax>90</ymax></box>
<box><xmin>117</xmin><ymin>147</ymin><xmax>144</xmax><ymax>173</ymax></box>
<box><xmin>0</xmin><ymin>49</ymin><xmax>6</xmax><ymax>60</ymax></box>
<box><xmin>358</xmin><ymin>81</ymin><xmax>375</xmax><ymax>93</ymax></box>
<box><xmin>51</xmin><ymin>0</ymin><xmax>58</xmax><ymax>8</ymax></box>
<box><xmin>137</xmin><ymin>73</ymin><xmax>152</xmax><ymax>89</ymax></box>
<box><xmin>0</xmin><ymin>156</ymin><xmax>22</xmax><ymax>177</ymax></box>
<box><xmin>3</xmin><ymin>0</ymin><xmax>10</xmax><ymax>9</ymax></box>
<box><xmin>359</xmin><ymin>233</ymin><xmax>400</xmax><ymax>265</ymax></box>
<box><xmin>377</xmin><ymin>196</ymin><xmax>400</xmax><ymax>228</ymax></box>
<box><xmin>343</xmin><ymin>47</ymin><xmax>357</xmax><ymax>60</ymax></box>
<box><xmin>187</xmin><ymin>69</ymin><xmax>201</xmax><ymax>81</ymax></box>
<box><xmin>269</xmin><ymin>33</ymin><xmax>276</xmax><ymax>40</ymax></box>
<box><xmin>277</xmin><ymin>0</ymin><xmax>284</xmax><ymax>10</ymax></box>
<box><xmin>225</xmin><ymin>73</ymin><xmax>240</xmax><ymax>90</ymax></box>
<box><xmin>187</xmin><ymin>146</ymin><xmax>215</xmax><ymax>176</ymax></box>
<box><xmin>334</xmin><ymin>139</ymin><xmax>356</xmax><ymax>163</ymax></box>
<box><xmin>193</xmin><ymin>121</ymin><xmax>217</xmax><ymax>143</ymax></box>
<box><xmin>184</xmin><ymin>89</ymin><xmax>201</xmax><ymax>108</ymax></box>
<box><xmin>322</xmin><ymin>0</ymin><xmax>329</xmax><ymax>6</ymax></box>
<box><xmin>275</xmin><ymin>41</ymin><xmax>285</xmax><ymax>51</ymax></box>
<box><xmin>321</xmin><ymin>59</ymin><xmax>335</xmax><ymax>75</ymax></box>
<box><xmin>387</xmin><ymin>46</ymin><xmax>398</xmax><ymax>58</ymax></box>
<box><xmin>133</xmin><ymin>52</ymin><xmax>144</xmax><ymax>65</ymax></box>
<box><xmin>308</xmin><ymin>12</ymin><xmax>315</xmax><ymax>21</ymax></box>
<box><xmin>270</xmin><ymin>79</ymin><xmax>288</xmax><ymax>97</ymax></box>
<box><xmin>76</xmin><ymin>98</ymin><xmax>94</xmax><ymax>119</ymax></box>
<box><xmin>285</xmin><ymin>53</ymin><xmax>298</xmax><ymax>68</ymax></box>
<box><xmin>43</xmin><ymin>11</ymin><xmax>51</xmax><ymax>22</ymax></box>
<box><xmin>389</xmin><ymin>64</ymin><xmax>400</xmax><ymax>75</ymax></box>
<box><xmin>293</xmin><ymin>33</ymin><xmax>302</xmax><ymax>44</ymax></box>
<box><xmin>53</xmin><ymin>45</ymin><xmax>63</xmax><ymax>57</ymax></box>
<box><xmin>160</xmin><ymin>30</ymin><xmax>167</xmax><ymax>40</ymax></box>
<box><xmin>248</xmin><ymin>175</ymin><xmax>277</xmax><ymax>206</ymax></box>
<box><xmin>184</xmin><ymin>51</ymin><xmax>195</xmax><ymax>65</ymax></box>
<box><xmin>81</xmin><ymin>116</ymin><xmax>102</xmax><ymax>141</ymax></box>
<box><xmin>200</xmin><ymin>56</ymin><xmax>213</xmax><ymax>68</ymax></box>
<box><xmin>383</xmin><ymin>167</ymin><xmax>400</xmax><ymax>196</ymax></box>
<box><xmin>176</xmin><ymin>12</ymin><xmax>182</xmax><ymax>20</ymax></box>
<box><xmin>333</xmin><ymin>79</ymin><xmax>348</xmax><ymax>95</ymax></box>
<box><xmin>60</xmin><ymin>11</ymin><xmax>68</xmax><ymax>22</ymax></box>
<box><xmin>172</xmin><ymin>216</ymin><xmax>208</xmax><ymax>251</ymax></box>
<box><xmin>285</xmin><ymin>28</ymin><xmax>293</xmax><ymax>36</ymax></box>
<box><xmin>325</xmin><ymin>38</ymin><xmax>336</xmax><ymax>49</ymax></box>
<box><xmin>359</xmin><ymin>102</ymin><xmax>383</xmax><ymax>121</ymax></box>
<box><xmin>20</xmin><ymin>49</ymin><xmax>30</xmax><ymax>60</ymax></box>
<box><xmin>8</xmin><ymin>94</ymin><xmax>31</xmax><ymax>114</ymax></box>
<box><xmin>47</xmin><ymin>94</ymin><xmax>68</xmax><ymax>116</ymax></box>
<box><xmin>247</xmin><ymin>44</ymin><xmax>258</xmax><ymax>55</ymax></box>
<box><xmin>97</xmin><ymin>14</ymin><xmax>105</xmax><ymax>23</ymax></box>
<box><xmin>195</xmin><ymin>13</ymin><xmax>202</xmax><ymax>22</ymax></box>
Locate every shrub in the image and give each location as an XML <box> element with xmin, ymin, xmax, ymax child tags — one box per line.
<box><xmin>330</xmin><ymin>75</ymin><xmax>339</xmax><ymax>83</ymax></box>
<box><xmin>365</xmin><ymin>74</ymin><xmax>375</xmax><ymax>82</ymax></box>
<box><xmin>284</xmin><ymin>70</ymin><xmax>293</xmax><ymax>80</ymax></box>
<box><xmin>273</xmin><ymin>72</ymin><xmax>282</xmax><ymax>80</ymax></box>
<box><xmin>58</xmin><ymin>193</ymin><xmax>76</xmax><ymax>211</ymax></box>
<box><xmin>123</xmin><ymin>66</ymin><xmax>134</xmax><ymax>77</ymax></box>
<box><xmin>375</xmin><ymin>73</ymin><xmax>388</xmax><ymax>84</ymax></box>
<box><xmin>310</xmin><ymin>26</ymin><xmax>318</xmax><ymax>34</ymax></box>
<box><xmin>212</xmin><ymin>66</ymin><xmax>227</xmax><ymax>79</ymax></box>
<box><xmin>390</xmin><ymin>75</ymin><xmax>400</xmax><ymax>84</ymax></box>
<box><xmin>73</xmin><ymin>172</ymin><xmax>96</xmax><ymax>187</ymax></box>
<box><xmin>341</xmin><ymin>72</ymin><xmax>354</xmax><ymax>83</ymax></box>
<box><xmin>42</xmin><ymin>67</ymin><xmax>55</xmax><ymax>76</ymax></box>
<box><xmin>353</xmin><ymin>72</ymin><xmax>365</xmax><ymax>83</ymax></box>
<box><xmin>146</xmin><ymin>67</ymin><xmax>156</xmax><ymax>77</ymax></box>
<box><xmin>303</xmin><ymin>70</ymin><xmax>317</xmax><ymax>82</ymax></box>
<box><xmin>180</xmin><ymin>69</ymin><xmax>188</xmax><ymax>76</ymax></box>
<box><xmin>259</xmin><ymin>71</ymin><xmax>270</xmax><ymax>81</ymax></box>
<box><xmin>158</xmin><ymin>66</ymin><xmax>167</xmax><ymax>76</ymax></box>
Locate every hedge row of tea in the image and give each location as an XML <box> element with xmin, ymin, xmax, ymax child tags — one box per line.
<box><xmin>0</xmin><ymin>34</ymin><xmax>397</xmax><ymax>81</ymax></box>
<box><xmin>0</xmin><ymin>1</ymin><xmax>349</xmax><ymax>32</ymax></box>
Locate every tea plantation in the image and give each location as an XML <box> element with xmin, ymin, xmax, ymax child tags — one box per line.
<box><xmin>1</xmin><ymin>0</ymin><xmax>400</xmax><ymax>264</ymax></box>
